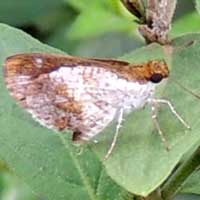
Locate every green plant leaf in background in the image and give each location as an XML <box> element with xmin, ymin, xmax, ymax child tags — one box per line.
<box><xmin>0</xmin><ymin>23</ymin><xmax>129</xmax><ymax>200</ymax></box>
<box><xmin>0</xmin><ymin>0</ymin><xmax>64</xmax><ymax>26</ymax></box>
<box><xmin>195</xmin><ymin>0</ymin><xmax>200</xmax><ymax>15</ymax></box>
<box><xmin>67</xmin><ymin>0</ymin><xmax>101</xmax><ymax>11</ymax></box>
<box><xmin>180</xmin><ymin>170</ymin><xmax>200</xmax><ymax>195</ymax></box>
<box><xmin>0</xmin><ymin>172</ymin><xmax>37</xmax><ymax>200</ymax></box>
<box><xmin>1</xmin><ymin>23</ymin><xmax>200</xmax><ymax>199</ymax></box>
<box><xmin>67</xmin><ymin>0</ymin><xmax>135</xmax><ymax>40</ymax></box>
<box><xmin>67</xmin><ymin>0</ymin><xmax>124</xmax><ymax>14</ymax></box>
<box><xmin>89</xmin><ymin>34</ymin><xmax>200</xmax><ymax>196</ymax></box>
<box><xmin>171</xmin><ymin>12</ymin><xmax>200</xmax><ymax>38</ymax></box>
<box><xmin>174</xmin><ymin>194</ymin><xmax>200</xmax><ymax>200</ymax></box>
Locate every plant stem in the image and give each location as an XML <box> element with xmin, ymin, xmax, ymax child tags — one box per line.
<box><xmin>139</xmin><ymin>0</ymin><xmax>177</xmax><ymax>44</ymax></box>
<box><xmin>162</xmin><ymin>146</ymin><xmax>200</xmax><ymax>200</ymax></box>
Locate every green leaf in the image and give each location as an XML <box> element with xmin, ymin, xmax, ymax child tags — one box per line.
<box><xmin>0</xmin><ymin>23</ymin><xmax>128</xmax><ymax>200</ymax></box>
<box><xmin>67</xmin><ymin>4</ymin><xmax>134</xmax><ymax>40</ymax></box>
<box><xmin>73</xmin><ymin>33</ymin><xmax>143</xmax><ymax>58</ymax></box>
<box><xmin>0</xmin><ymin>0</ymin><xmax>64</xmax><ymax>26</ymax></box>
<box><xmin>174</xmin><ymin>194</ymin><xmax>200</xmax><ymax>200</ymax></box>
<box><xmin>67</xmin><ymin>0</ymin><xmax>100</xmax><ymax>11</ymax></box>
<box><xmin>67</xmin><ymin>0</ymin><xmax>121</xmax><ymax>13</ymax></box>
<box><xmin>171</xmin><ymin>12</ymin><xmax>200</xmax><ymax>38</ymax></box>
<box><xmin>2</xmin><ymin>23</ymin><xmax>200</xmax><ymax>198</ymax></box>
<box><xmin>180</xmin><ymin>170</ymin><xmax>200</xmax><ymax>195</ymax></box>
<box><xmin>195</xmin><ymin>0</ymin><xmax>200</xmax><ymax>15</ymax></box>
<box><xmin>1</xmin><ymin>172</ymin><xmax>37</xmax><ymax>200</ymax></box>
<box><xmin>90</xmin><ymin>34</ymin><xmax>200</xmax><ymax>196</ymax></box>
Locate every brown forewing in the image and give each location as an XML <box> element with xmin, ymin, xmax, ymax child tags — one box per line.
<box><xmin>4</xmin><ymin>53</ymin><xmax>169</xmax><ymax>82</ymax></box>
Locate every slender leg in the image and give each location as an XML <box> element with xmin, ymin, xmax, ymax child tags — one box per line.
<box><xmin>151</xmin><ymin>104</ymin><xmax>170</xmax><ymax>150</ymax></box>
<box><xmin>104</xmin><ymin>108</ymin><xmax>124</xmax><ymax>160</ymax></box>
<box><xmin>151</xmin><ymin>99</ymin><xmax>190</xmax><ymax>129</ymax></box>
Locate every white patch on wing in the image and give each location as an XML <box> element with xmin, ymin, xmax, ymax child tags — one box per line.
<box><xmin>6</xmin><ymin>64</ymin><xmax>156</xmax><ymax>141</ymax></box>
<box><xmin>35</xmin><ymin>57</ymin><xmax>43</xmax><ymax>68</ymax></box>
<box><xmin>49</xmin><ymin>65</ymin><xmax>156</xmax><ymax>140</ymax></box>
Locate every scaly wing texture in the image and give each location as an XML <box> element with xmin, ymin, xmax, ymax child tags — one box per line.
<box><xmin>4</xmin><ymin>53</ymin><xmax>160</xmax><ymax>143</ymax></box>
<box><xmin>4</xmin><ymin>54</ymin><xmax>129</xmax><ymax>142</ymax></box>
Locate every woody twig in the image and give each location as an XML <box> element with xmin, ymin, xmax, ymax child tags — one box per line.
<box><xmin>121</xmin><ymin>0</ymin><xmax>177</xmax><ymax>45</ymax></box>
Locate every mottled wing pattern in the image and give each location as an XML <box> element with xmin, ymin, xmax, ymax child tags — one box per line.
<box><xmin>5</xmin><ymin>54</ymin><xmax>169</xmax><ymax>143</ymax></box>
<box><xmin>4</xmin><ymin>54</ymin><xmax>130</xmax><ymax>143</ymax></box>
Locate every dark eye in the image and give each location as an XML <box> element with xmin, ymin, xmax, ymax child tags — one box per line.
<box><xmin>150</xmin><ymin>73</ymin><xmax>163</xmax><ymax>83</ymax></box>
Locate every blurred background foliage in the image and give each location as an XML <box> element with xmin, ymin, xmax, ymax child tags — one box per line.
<box><xmin>0</xmin><ymin>0</ymin><xmax>199</xmax><ymax>58</ymax></box>
<box><xmin>0</xmin><ymin>0</ymin><xmax>200</xmax><ymax>199</ymax></box>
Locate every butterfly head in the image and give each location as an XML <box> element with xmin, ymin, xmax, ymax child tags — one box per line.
<box><xmin>148</xmin><ymin>60</ymin><xmax>169</xmax><ymax>83</ymax></box>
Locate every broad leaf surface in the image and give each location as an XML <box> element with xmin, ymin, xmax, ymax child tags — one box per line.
<box><xmin>0</xmin><ymin>0</ymin><xmax>64</xmax><ymax>26</ymax></box>
<box><xmin>181</xmin><ymin>170</ymin><xmax>200</xmax><ymax>195</ymax></box>
<box><xmin>1</xmin><ymin>23</ymin><xmax>200</xmax><ymax>198</ymax></box>
<box><xmin>171</xmin><ymin>12</ymin><xmax>200</xmax><ymax>38</ymax></box>
<box><xmin>91</xmin><ymin>34</ymin><xmax>200</xmax><ymax>196</ymax></box>
<box><xmin>67</xmin><ymin>3</ymin><xmax>134</xmax><ymax>40</ymax></box>
<box><xmin>0</xmin><ymin>24</ymin><xmax>128</xmax><ymax>200</ymax></box>
<box><xmin>195</xmin><ymin>0</ymin><xmax>200</xmax><ymax>15</ymax></box>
